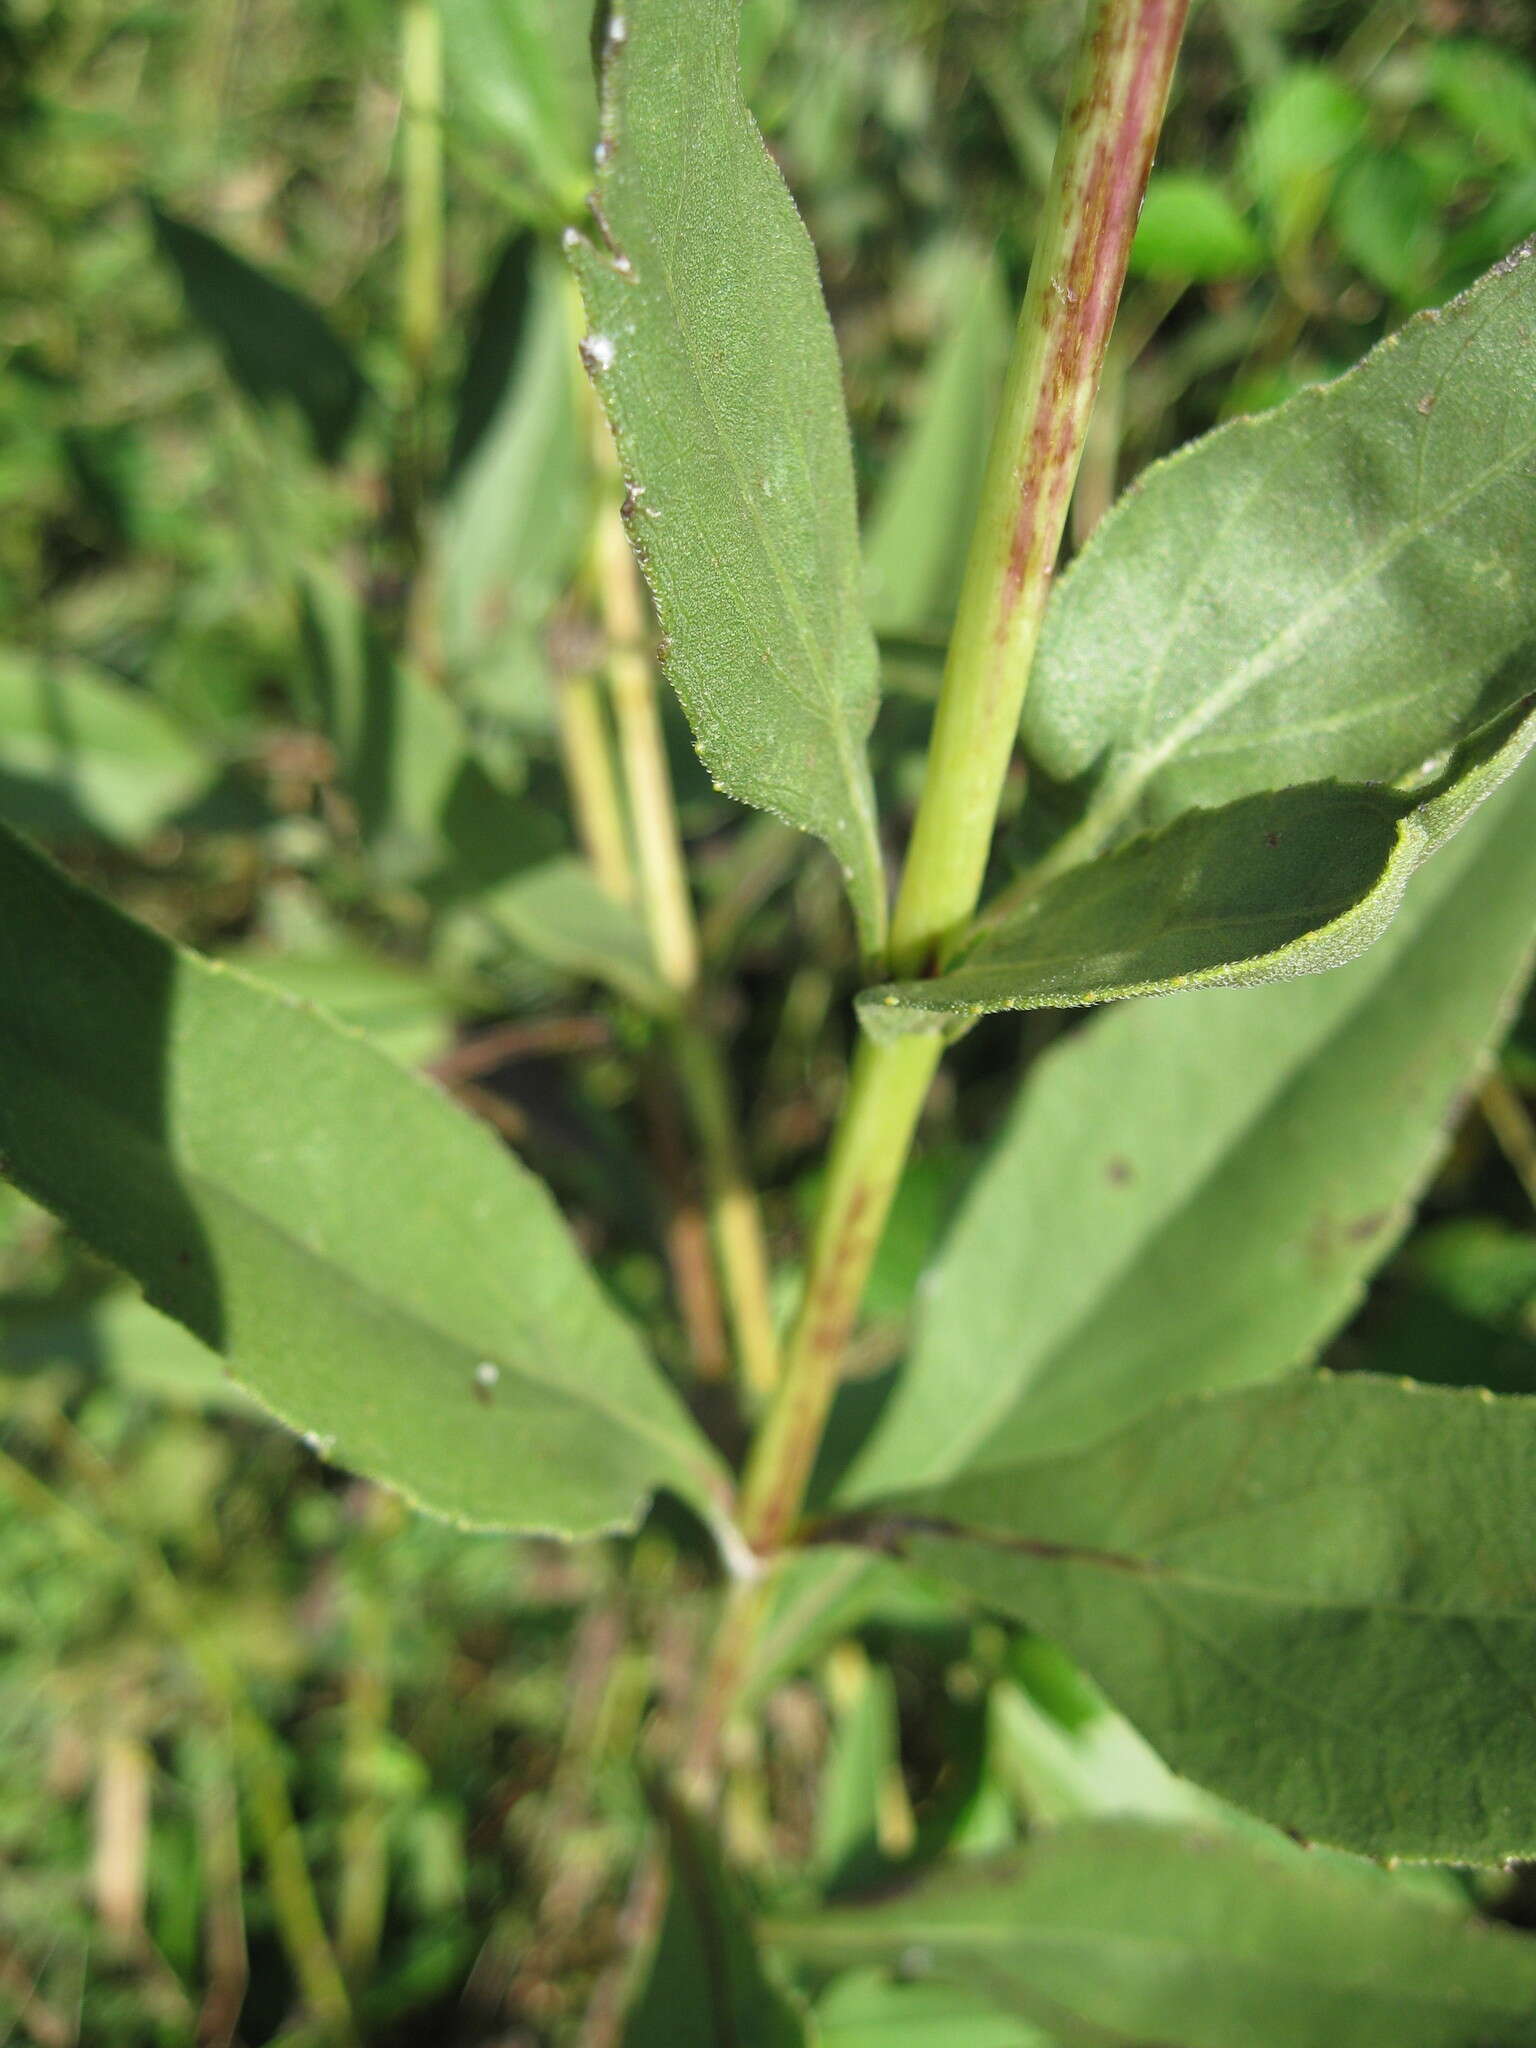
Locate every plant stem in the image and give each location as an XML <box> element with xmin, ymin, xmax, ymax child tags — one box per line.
<box><xmin>738</xmin><ymin>1034</ymin><xmax>939</xmax><ymax>1551</ymax></box>
<box><xmin>593</xmin><ymin>451</ymin><xmax>782</xmax><ymax>1399</ymax></box>
<box><xmin>555</xmin><ymin>664</ymin><xmax>636</xmax><ymax>903</ymax></box>
<box><xmin>889</xmin><ymin>0</ymin><xmax>1189</xmax><ymax>979</ymax></box>
<box><xmin>398</xmin><ymin>0</ymin><xmax>444</xmax><ymax>386</ymax></box>
<box><xmin>738</xmin><ymin>0</ymin><xmax>1189</xmax><ymax>1555</ymax></box>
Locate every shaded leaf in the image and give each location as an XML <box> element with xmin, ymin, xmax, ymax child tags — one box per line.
<box><xmin>623</xmin><ymin>1798</ymin><xmax>809</xmax><ymax>2047</ymax></box>
<box><xmin>858</xmin><ymin>700</ymin><xmax>1535</xmax><ymax>1032</ymax></box>
<box><xmin>774</xmin><ymin>1818</ymin><xmax>1536</xmax><ymax>2045</ymax></box>
<box><xmin>869</xmin><ymin>1373</ymin><xmax>1536</xmax><ymax>1860</ymax></box>
<box><xmin>846</xmin><ymin>766</ymin><xmax>1536</xmax><ymax>1493</ymax></box>
<box><xmin>569</xmin><ymin>0</ymin><xmax>886</xmax><ymax>955</ymax></box>
<box><xmin>0</xmin><ymin>1288</ymin><xmax>260</xmax><ymax>1418</ymax></box>
<box><xmin>0</xmin><ymin>647</ymin><xmax>212</xmax><ymax>843</ymax></box>
<box><xmin>150</xmin><ymin>205</ymin><xmax>370</xmax><ymax>464</ymax></box>
<box><xmin>0</xmin><ymin>820</ymin><xmax>724</xmax><ymax>1538</ymax></box>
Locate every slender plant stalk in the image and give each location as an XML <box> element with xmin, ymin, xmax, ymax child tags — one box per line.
<box><xmin>738</xmin><ymin>0</ymin><xmax>1190</xmax><ymax>1556</ymax></box>
<box><xmin>398</xmin><ymin>0</ymin><xmax>444</xmax><ymax>385</ymax></box>
<box><xmin>555</xmin><ymin>663</ymin><xmax>636</xmax><ymax>903</ymax></box>
<box><xmin>592</xmin><ymin>445</ymin><xmax>783</xmax><ymax>1398</ymax></box>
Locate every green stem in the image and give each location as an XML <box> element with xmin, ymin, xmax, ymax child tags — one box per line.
<box><xmin>889</xmin><ymin>0</ymin><xmax>1190</xmax><ymax>979</ymax></box>
<box><xmin>396</xmin><ymin>0</ymin><xmax>444</xmax><ymax>588</ymax></box>
<box><xmin>398</xmin><ymin>0</ymin><xmax>444</xmax><ymax>385</ymax></box>
<box><xmin>738</xmin><ymin>0</ymin><xmax>1190</xmax><ymax>1555</ymax></box>
<box><xmin>738</xmin><ymin>1034</ymin><xmax>939</xmax><ymax>1551</ymax></box>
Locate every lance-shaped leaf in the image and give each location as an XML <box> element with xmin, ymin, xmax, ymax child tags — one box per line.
<box><xmin>623</xmin><ymin>1797</ymin><xmax>809</xmax><ymax>2048</ymax></box>
<box><xmin>1028</xmin><ymin>238</ymin><xmax>1536</xmax><ymax>843</ymax></box>
<box><xmin>859</xmin><ymin>691</ymin><xmax>1536</xmax><ymax>1034</ymax></box>
<box><xmin>0</xmin><ymin>821</ymin><xmax>724</xmax><ymax>1539</ymax></box>
<box><xmin>774</xmin><ymin>1818</ymin><xmax>1536</xmax><ymax>2047</ymax></box>
<box><xmin>568</xmin><ymin>0</ymin><xmax>887</xmax><ymax>955</ymax></box>
<box><xmin>150</xmin><ymin>206</ymin><xmax>371</xmax><ymax>465</ymax></box>
<box><xmin>858</xmin><ymin>1373</ymin><xmax>1536</xmax><ymax>1861</ymax></box>
<box><xmin>845</xmin><ymin>762</ymin><xmax>1536</xmax><ymax>1496</ymax></box>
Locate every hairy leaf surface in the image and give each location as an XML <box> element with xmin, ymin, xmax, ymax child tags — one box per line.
<box><xmin>860</xmin><ymin>689</ymin><xmax>1535</xmax><ymax>1033</ymax></box>
<box><xmin>1027</xmin><ymin>239</ymin><xmax>1536</xmax><ymax>842</ymax></box>
<box><xmin>0</xmin><ymin>822</ymin><xmax>723</xmax><ymax>1538</ymax></box>
<box><xmin>846</xmin><ymin>763</ymin><xmax>1536</xmax><ymax>1495</ymax></box>
<box><xmin>866</xmin><ymin>1375</ymin><xmax>1536</xmax><ymax>1860</ymax></box>
<box><xmin>774</xmin><ymin>1818</ymin><xmax>1536</xmax><ymax>2045</ymax></box>
<box><xmin>569</xmin><ymin>0</ymin><xmax>886</xmax><ymax>953</ymax></box>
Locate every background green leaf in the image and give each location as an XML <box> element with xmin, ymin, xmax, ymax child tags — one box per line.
<box><xmin>0</xmin><ymin>821</ymin><xmax>723</xmax><ymax>1538</ymax></box>
<box><xmin>0</xmin><ymin>646</ymin><xmax>212</xmax><ymax>843</ymax></box>
<box><xmin>1130</xmin><ymin>171</ymin><xmax>1263</xmax><ymax>281</ymax></box>
<box><xmin>149</xmin><ymin>205</ymin><xmax>371</xmax><ymax>465</ymax></box>
<box><xmin>569</xmin><ymin>0</ymin><xmax>887</xmax><ymax>955</ymax></box>
<box><xmin>775</xmin><ymin>1818</ymin><xmax>1536</xmax><ymax>2046</ymax></box>
<box><xmin>623</xmin><ymin>1798</ymin><xmax>810</xmax><ymax>2047</ymax></box>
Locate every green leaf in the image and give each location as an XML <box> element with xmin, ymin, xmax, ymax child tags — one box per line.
<box><xmin>1024</xmin><ymin>242</ymin><xmax>1536</xmax><ymax>846</ymax></box>
<box><xmin>868</xmin><ymin>1373</ymin><xmax>1536</xmax><ymax>1860</ymax></box>
<box><xmin>299</xmin><ymin>567</ymin><xmax>560</xmax><ymax>893</ymax></box>
<box><xmin>857</xmin><ymin>702</ymin><xmax>1536</xmax><ymax>1033</ymax></box>
<box><xmin>0</xmin><ymin>820</ymin><xmax>724</xmax><ymax>1539</ymax></box>
<box><xmin>863</xmin><ymin>250</ymin><xmax>1011</xmax><ymax>641</ymax></box>
<box><xmin>1353</xmin><ymin>1218</ymin><xmax>1536</xmax><ymax>1395</ymax></box>
<box><xmin>846</xmin><ymin>767</ymin><xmax>1536</xmax><ymax>1494</ymax></box>
<box><xmin>816</xmin><ymin>1648</ymin><xmax>904</xmax><ymax>1892</ymax></box>
<box><xmin>149</xmin><ymin>205</ymin><xmax>370</xmax><ymax>465</ymax></box>
<box><xmin>445</xmin><ymin>229</ymin><xmax>534</xmax><ymax>486</ymax></box>
<box><xmin>440</xmin><ymin>0</ymin><xmax>596</xmax><ymax>211</ymax></box>
<box><xmin>477</xmin><ymin>856</ymin><xmax>666</xmax><ymax>1011</ymax></box>
<box><xmin>0</xmin><ymin>1287</ymin><xmax>261</xmax><ymax>1418</ymax></box>
<box><xmin>1241</xmin><ymin>67</ymin><xmax>1368</xmax><ymax>253</ymax></box>
<box><xmin>1332</xmin><ymin>152</ymin><xmax>1442</xmax><ymax>303</ymax></box>
<box><xmin>1130</xmin><ymin>172</ymin><xmax>1263</xmax><ymax>281</ymax></box>
<box><xmin>774</xmin><ymin>1818</ymin><xmax>1536</xmax><ymax>2045</ymax></box>
<box><xmin>569</xmin><ymin>0</ymin><xmax>887</xmax><ymax>956</ymax></box>
<box><xmin>869</xmin><ymin>244</ymin><xmax>1536</xmax><ymax>1034</ymax></box>
<box><xmin>1428</xmin><ymin>41</ymin><xmax>1536</xmax><ymax>169</ymax></box>
<box><xmin>439</xmin><ymin>249</ymin><xmax>590</xmax><ymax>722</ymax></box>
<box><xmin>816</xmin><ymin>1971</ymin><xmax>1049</xmax><ymax>2048</ymax></box>
<box><xmin>623</xmin><ymin>1797</ymin><xmax>809</xmax><ymax>2048</ymax></box>
<box><xmin>0</xmin><ymin>647</ymin><xmax>212</xmax><ymax>844</ymax></box>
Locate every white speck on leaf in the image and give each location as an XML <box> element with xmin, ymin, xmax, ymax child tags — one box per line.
<box><xmin>475</xmin><ymin>1361</ymin><xmax>501</xmax><ymax>1391</ymax></box>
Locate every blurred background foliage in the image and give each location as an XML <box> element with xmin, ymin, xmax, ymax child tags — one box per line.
<box><xmin>3</xmin><ymin>0</ymin><xmax>1536</xmax><ymax>2040</ymax></box>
